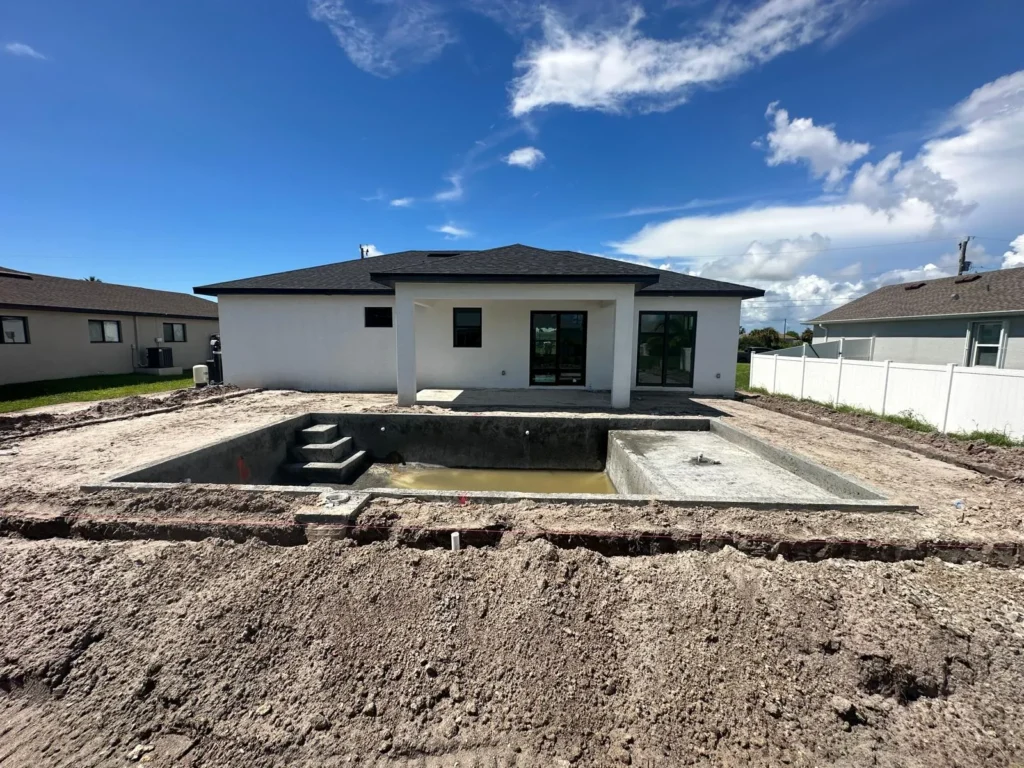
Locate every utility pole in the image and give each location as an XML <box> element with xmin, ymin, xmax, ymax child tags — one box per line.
<box><xmin>957</xmin><ymin>237</ymin><xmax>972</xmax><ymax>275</ymax></box>
<box><xmin>783</xmin><ymin>318</ymin><xmax>787</xmax><ymax>336</ymax></box>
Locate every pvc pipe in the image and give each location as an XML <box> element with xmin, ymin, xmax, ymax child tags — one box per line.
<box><xmin>451</xmin><ymin>532</ymin><xmax>461</xmax><ymax>552</ymax></box>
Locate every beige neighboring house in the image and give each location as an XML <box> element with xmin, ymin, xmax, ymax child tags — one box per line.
<box><xmin>0</xmin><ymin>266</ymin><xmax>219</xmax><ymax>386</ymax></box>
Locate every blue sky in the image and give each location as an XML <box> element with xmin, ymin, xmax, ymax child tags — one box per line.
<box><xmin>2</xmin><ymin>0</ymin><xmax>1023</xmax><ymax>327</ymax></box>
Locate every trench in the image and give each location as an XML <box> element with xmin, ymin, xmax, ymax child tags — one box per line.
<box><xmin>5</xmin><ymin>514</ymin><xmax>1020</xmax><ymax>568</ymax></box>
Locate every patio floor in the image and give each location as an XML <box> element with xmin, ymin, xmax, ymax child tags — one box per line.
<box><xmin>415</xmin><ymin>388</ymin><xmax>727</xmax><ymax>416</ymax></box>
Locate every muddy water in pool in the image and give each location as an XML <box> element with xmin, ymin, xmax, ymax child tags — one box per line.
<box><xmin>387</xmin><ymin>467</ymin><xmax>617</xmax><ymax>494</ymax></box>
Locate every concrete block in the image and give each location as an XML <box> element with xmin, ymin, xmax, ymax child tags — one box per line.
<box><xmin>301</xmin><ymin>424</ymin><xmax>339</xmax><ymax>444</ymax></box>
<box><xmin>297</xmin><ymin>436</ymin><xmax>353</xmax><ymax>463</ymax></box>
<box><xmin>289</xmin><ymin>451</ymin><xmax>368</xmax><ymax>485</ymax></box>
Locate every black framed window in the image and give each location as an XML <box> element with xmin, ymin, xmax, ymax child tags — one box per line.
<box><xmin>453</xmin><ymin>308</ymin><xmax>482</xmax><ymax>348</ymax></box>
<box><xmin>636</xmin><ymin>311</ymin><xmax>696</xmax><ymax>387</ymax></box>
<box><xmin>88</xmin><ymin>319</ymin><xmax>122</xmax><ymax>343</ymax></box>
<box><xmin>163</xmin><ymin>322</ymin><xmax>187</xmax><ymax>342</ymax></box>
<box><xmin>365</xmin><ymin>307</ymin><xmax>393</xmax><ymax>328</ymax></box>
<box><xmin>1</xmin><ymin>316</ymin><xmax>29</xmax><ymax>344</ymax></box>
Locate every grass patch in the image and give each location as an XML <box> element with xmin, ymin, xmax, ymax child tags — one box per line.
<box><xmin>0</xmin><ymin>373</ymin><xmax>193</xmax><ymax>414</ymax></box>
<box><xmin>735</xmin><ymin>363</ymin><xmax>750</xmax><ymax>391</ymax></box>
<box><xmin>950</xmin><ymin>430</ymin><xmax>1024</xmax><ymax>448</ymax></box>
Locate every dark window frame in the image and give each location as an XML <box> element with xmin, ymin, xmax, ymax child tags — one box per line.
<box><xmin>1</xmin><ymin>315</ymin><xmax>29</xmax><ymax>344</ymax></box>
<box><xmin>364</xmin><ymin>307</ymin><xmax>393</xmax><ymax>328</ymax></box>
<box><xmin>529</xmin><ymin>311</ymin><xmax>588</xmax><ymax>386</ymax></box>
<box><xmin>635</xmin><ymin>310</ymin><xmax>698</xmax><ymax>388</ymax></box>
<box><xmin>88</xmin><ymin>319</ymin><xmax>123</xmax><ymax>344</ymax></box>
<box><xmin>453</xmin><ymin>308</ymin><xmax>482</xmax><ymax>348</ymax></box>
<box><xmin>162</xmin><ymin>322</ymin><xmax>188</xmax><ymax>343</ymax></box>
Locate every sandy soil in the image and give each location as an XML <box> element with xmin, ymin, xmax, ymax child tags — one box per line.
<box><xmin>1</xmin><ymin>537</ymin><xmax>1022</xmax><ymax>767</ymax></box>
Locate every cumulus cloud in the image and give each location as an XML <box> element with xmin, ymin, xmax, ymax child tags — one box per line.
<box><xmin>509</xmin><ymin>0</ymin><xmax>861</xmax><ymax>116</ymax></box>
<box><xmin>309</xmin><ymin>0</ymin><xmax>454</xmax><ymax>77</ymax></box>
<box><xmin>389</xmin><ymin>197</ymin><xmax>414</xmax><ymax>207</ymax></box>
<box><xmin>430</xmin><ymin>222</ymin><xmax>472</xmax><ymax>239</ymax></box>
<box><xmin>762</xmin><ymin>103</ymin><xmax>870</xmax><ymax>187</ymax></box>
<box><xmin>504</xmin><ymin>146</ymin><xmax>546</xmax><ymax>169</ymax></box>
<box><xmin>362</xmin><ymin>244</ymin><xmax>384</xmax><ymax>257</ymax></box>
<box><xmin>1004</xmin><ymin>235</ymin><xmax>1024</xmax><ymax>268</ymax></box>
<box><xmin>4</xmin><ymin>42</ymin><xmax>46</xmax><ymax>60</ymax></box>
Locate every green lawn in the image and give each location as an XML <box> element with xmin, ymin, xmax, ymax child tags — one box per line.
<box><xmin>0</xmin><ymin>373</ymin><xmax>194</xmax><ymax>414</ymax></box>
<box><xmin>735</xmin><ymin>362</ymin><xmax>750</xmax><ymax>391</ymax></box>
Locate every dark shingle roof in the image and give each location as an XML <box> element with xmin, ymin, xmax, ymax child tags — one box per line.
<box><xmin>810</xmin><ymin>267</ymin><xmax>1024</xmax><ymax>324</ymax></box>
<box><xmin>194</xmin><ymin>244</ymin><xmax>763</xmax><ymax>298</ymax></box>
<box><xmin>0</xmin><ymin>268</ymin><xmax>219</xmax><ymax>319</ymax></box>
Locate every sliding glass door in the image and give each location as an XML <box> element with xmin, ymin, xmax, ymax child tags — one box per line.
<box><xmin>636</xmin><ymin>311</ymin><xmax>697</xmax><ymax>387</ymax></box>
<box><xmin>530</xmin><ymin>311</ymin><xmax>587</xmax><ymax>385</ymax></box>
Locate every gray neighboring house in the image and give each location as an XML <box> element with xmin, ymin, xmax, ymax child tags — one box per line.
<box><xmin>808</xmin><ymin>266</ymin><xmax>1024</xmax><ymax>369</ymax></box>
<box><xmin>0</xmin><ymin>266</ymin><xmax>219</xmax><ymax>385</ymax></box>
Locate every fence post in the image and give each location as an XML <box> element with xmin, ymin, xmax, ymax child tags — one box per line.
<box><xmin>834</xmin><ymin>355</ymin><xmax>844</xmax><ymax>406</ymax></box>
<box><xmin>772</xmin><ymin>354</ymin><xmax>779</xmax><ymax>394</ymax></box>
<box><xmin>940</xmin><ymin>363</ymin><xmax>956</xmax><ymax>433</ymax></box>
<box><xmin>799</xmin><ymin>344</ymin><xmax>807</xmax><ymax>400</ymax></box>
<box><xmin>880</xmin><ymin>360</ymin><xmax>891</xmax><ymax>415</ymax></box>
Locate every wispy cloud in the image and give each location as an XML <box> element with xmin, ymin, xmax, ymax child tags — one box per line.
<box><xmin>433</xmin><ymin>173</ymin><xmax>464</xmax><ymax>202</ymax></box>
<box><xmin>389</xmin><ymin>197</ymin><xmax>414</xmax><ymax>207</ymax></box>
<box><xmin>606</xmin><ymin>196</ymin><xmax>754</xmax><ymax>218</ymax></box>
<box><xmin>509</xmin><ymin>0</ymin><xmax>868</xmax><ymax>116</ymax></box>
<box><xmin>309</xmin><ymin>0</ymin><xmax>454</xmax><ymax>77</ymax></box>
<box><xmin>504</xmin><ymin>146</ymin><xmax>546</xmax><ymax>169</ymax></box>
<box><xmin>4</xmin><ymin>42</ymin><xmax>46</xmax><ymax>60</ymax></box>
<box><xmin>361</xmin><ymin>189</ymin><xmax>386</xmax><ymax>202</ymax></box>
<box><xmin>430</xmin><ymin>222</ymin><xmax>472</xmax><ymax>239</ymax></box>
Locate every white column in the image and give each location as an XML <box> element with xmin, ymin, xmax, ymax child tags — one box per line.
<box><xmin>395</xmin><ymin>285</ymin><xmax>417</xmax><ymax>406</ymax></box>
<box><xmin>610</xmin><ymin>290</ymin><xmax>635</xmax><ymax>409</ymax></box>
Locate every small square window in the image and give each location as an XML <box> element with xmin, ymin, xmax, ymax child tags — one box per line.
<box><xmin>970</xmin><ymin>321</ymin><xmax>1003</xmax><ymax>367</ymax></box>
<box><xmin>453</xmin><ymin>308</ymin><xmax>482</xmax><ymax>348</ymax></box>
<box><xmin>1</xmin><ymin>316</ymin><xmax>28</xmax><ymax>344</ymax></box>
<box><xmin>365</xmin><ymin>307</ymin><xmax>393</xmax><ymax>328</ymax></box>
<box><xmin>89</xmin><ymin>319</ymin><xmax>122</xmax><ymax>343</ymax></box>
<box><xmin>162</xmin><ymin>323</ymin><xmax>187</xmax><ymax>342</ymax></box>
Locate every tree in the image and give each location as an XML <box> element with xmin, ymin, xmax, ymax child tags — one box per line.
<box><xmin>83</xmin><ymin>276</ymin><xmax>102</xmax><ymax>282</ymax></box>
<box><xmin>738</xmin><ymin>326</ymin><xmax>783</xmax><ymax>350</ymax></box>
<box><xmin>739</xmin><ymin>326</ymin><xmax>746</xmax><ymax>336</ymax></box>
<box><xmin>784</xmin><ymin>330</ymin><xmax>799</xmax><ymax>338</ymax></box>
<box><xmin>800</xmin><ymin>328</ymin><xmax>814</xmax><ymax>344</ymax></box>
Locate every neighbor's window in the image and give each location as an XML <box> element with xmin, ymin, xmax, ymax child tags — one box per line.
<box><xmin>88</xmin><ymin>319</ymin><xmax>122</xmax><ymax>343</ymax></box>
<box><xmin>453</xmin><ymin>308</ymin><xmax>482</xmax><ymax>348</ymax></box>
<box><xmin>364</xmin><ymin>307</ymin><xmax>393</xmax><ymax>328</ymax></box>
<box><xmin>970</xmin><ymin>321</ymin><xmax>1003</xmax><ymax>367</ymax></box>
<box><xmin>162</xmin><ymin>322</ymin><xmax>187</xmax><ymax>342</ymax></box>
<box><xmin>1</xmin><ymin>316</ymin><xmax>28</xmax><ymax>344</ymax></box>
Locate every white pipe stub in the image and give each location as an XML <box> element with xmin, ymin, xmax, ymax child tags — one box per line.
<box><xmin>451</xmin><ymin>532</ymin><xmax>461</xmax><ymax>552</ymax></box>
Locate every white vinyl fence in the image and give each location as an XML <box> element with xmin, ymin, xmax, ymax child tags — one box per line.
<box><xmin>749</xmin><ymin>351</ymin><xmax>1024</xmax><ymax>440</ymax></box>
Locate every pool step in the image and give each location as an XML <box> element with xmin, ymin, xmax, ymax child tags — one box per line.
<box><xmin>295</xmin><ymin>436</ymin><xmax>353</xmax><ymax>463</ymax></box>
<box><xmin>300</xmin><ymin>424</ymin><xmax>339</xmax><ymax>444</ymax></box>
<box><xmin>286</xmin><ymin>451</ymin><xmax>368</xmax><ymax>485</ymax></box>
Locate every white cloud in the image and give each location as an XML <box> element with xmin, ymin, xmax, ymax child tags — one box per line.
<box><xmin>4</xmin><ymin>42</ymin><xmax>46</xmax><ymax>60</ymax></box>
<box><xmin>701</xmin><ymin>235</ymin><xmax>830</xmax><ymax>282</ymax></box>
<box><xmin>1004</xmin><ymin>235</ymin><xmax>1024</xmax><ymax>268</ymax></box>
<box><xmin>433</xmin><ymin>173</ymin><xmax>464</xmax><ymax>202</ymax></box>
<box><xmin>509</xmin><ymin>0</ymin><xmax>861</xmax><ymax>116</ymax></box>
<box><xmin>504</xmin><ymin>146</ymin><xmax>546</xmax><ymax>169</ymax></box>
<box><xmin>362</xmin><ymin>244</ymin><xmax>384</xmax><ymax>257</ymax></box>
<box><xmin>389</xmin><ymin>197</ymin><xmax>414</xmax><ymax>207</ymax></box>
<box><xmin>361</xmin><ymin>189</ymin><xmax>386</xmax><ymax>202</ymax></box>
<box><xmin>430</xmin><ymin>222</ymin><xmax>472</xmax><ymax>239</ymax></box>
<box><xmin>762</xmin><ymin>103</ymin><xmax>870</xmax><ymax>187</ymax></box>
<box><xmin>309</xmin><ymin>0</ymin><xmax>454</xmax><ymax>77</ymax></box>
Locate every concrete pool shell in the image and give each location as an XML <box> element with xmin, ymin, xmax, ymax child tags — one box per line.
<box><xmin>84</xmin><ymin>412</ymin><xmax>914</xmax><ymax>514</ymax></box>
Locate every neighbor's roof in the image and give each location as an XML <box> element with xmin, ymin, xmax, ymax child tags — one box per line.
<box><xmin>0</xmin><ymin>268</ymin><xmax>219</xmax><ymax>319</ymax></box>
<box><xmin>809</xmin><ymin>266</ymin><xmax>1024</xmax><ymax>324</ymax></box>
<box><xmin>194</xmin><ymin>244</ymin><xmax>764</xmax><ymax>298</ymax></box>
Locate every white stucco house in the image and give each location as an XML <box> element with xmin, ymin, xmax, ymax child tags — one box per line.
<box><xmin>194</xmin><ymin>244</ymin><xmax>763</xmax><ymax>408</ymax></box>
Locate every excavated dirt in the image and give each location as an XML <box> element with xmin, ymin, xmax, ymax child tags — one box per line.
<box><xmin>747</xmin><ymin>393</ymin><xmax>1024</xmax><ymax>479</ymax></box>
<box><xmin>1</xmin><ymin>537</ymin><xmax>1023</xmax><ymax>766</ymax></box>
<box><xmin>0</xmin><ymin>385</ymin><xmax>244</xmax><ymax>439</ymax></box>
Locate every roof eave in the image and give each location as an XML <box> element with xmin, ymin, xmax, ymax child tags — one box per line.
<box><xmin>367</xmin><ymin>273</ymin><xmax>660</xmax><ymax>289</ymax></box>
<box><xmin>809</xmin><ymin>308</ymin><xmax>1024</xmax><ymax>324</ymax></box>
<box><xmin>0</xmin><ymin>302</ymin><xmax>218</xmax><ymax>320</ymax></box>
<box><xmin>194</xmin><ymin>286</ymin><xmax>394</xmax><ymax>297</ymax></box>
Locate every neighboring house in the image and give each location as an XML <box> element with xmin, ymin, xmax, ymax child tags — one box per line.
<box><xmin>808</xmin><ymin>266</ymin><xmax>1024</xmax><ymax>369</ymax></box>
<box><xmin>0</xmin><ymin>266</ymin><xmax>220</xmax><ymax>385</ymax></box>
<box><xmin>194</xmin><ymin>244</ymin><xmax>763</xmax><ymax>407</ymax></box>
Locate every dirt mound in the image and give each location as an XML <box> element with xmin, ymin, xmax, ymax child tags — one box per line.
<box><xmin>751</xmin><ymin>394</ymin><xmax>1024</xmax><ymax>479</ymax></box>
<box><xmin>0</xmin><ymin>385</ymin><xmax>242</xmax><ymax>439</ymax></box>
<box><xmin>1</xmin><ymin>537</ymin><xmax>1021</xmax><ymax>766</ymax></box>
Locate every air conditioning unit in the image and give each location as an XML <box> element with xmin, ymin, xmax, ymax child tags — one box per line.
<box><xmin>146</xmin><ymin>347</ymin><xmax>173</xmax><ymax>368</ymax></box>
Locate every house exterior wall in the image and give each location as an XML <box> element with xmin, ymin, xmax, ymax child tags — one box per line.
<box><xmin>816</xmin><ymin>316</ymin><xmax>1024</xmax><ymax>369</ymax></box>
<box><xmin>0</xmin><ymin>308</ymin><xmax>219</xmax><ymax>385</ymax></box>
<box><xmin>218</xmin><ymin>290</ymin><xmax>744</xmax><ymax>396</ymax></box>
